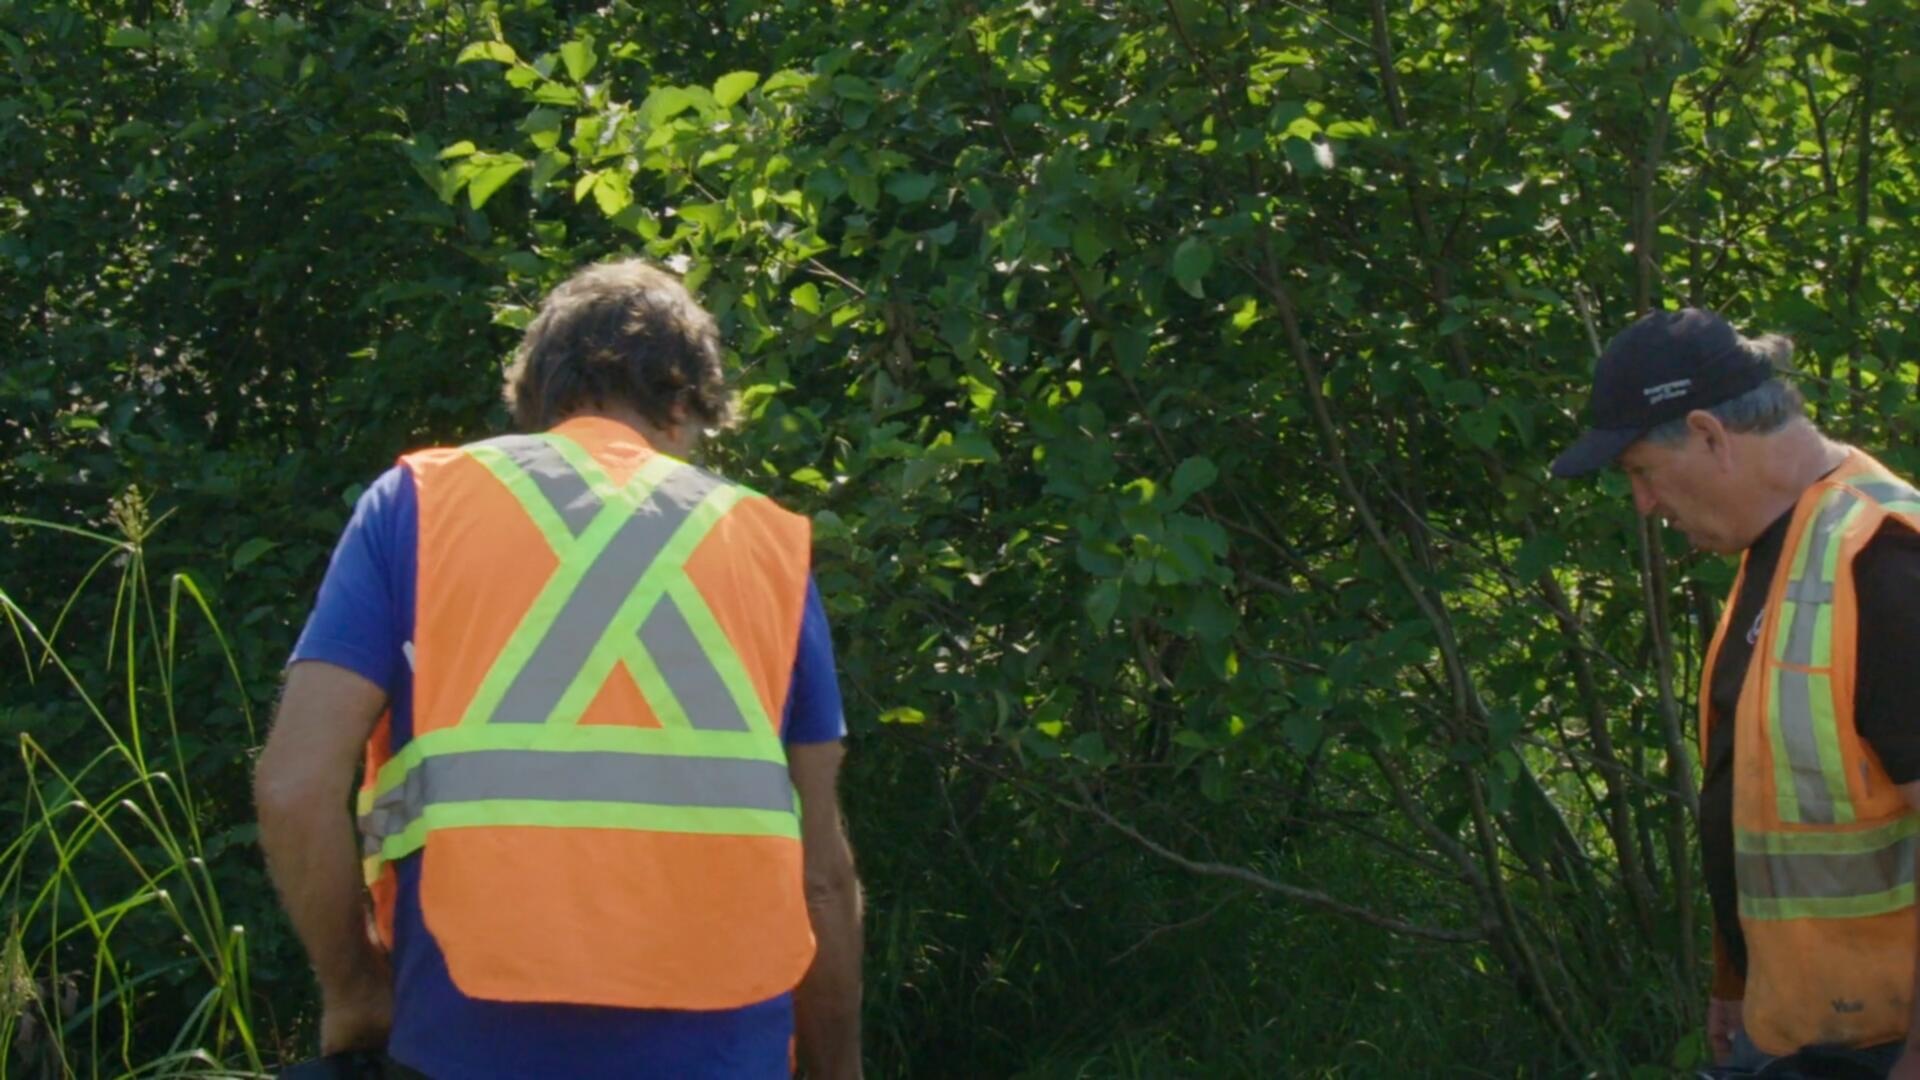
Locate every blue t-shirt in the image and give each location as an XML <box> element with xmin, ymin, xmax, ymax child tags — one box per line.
<box><xmin>291</xmin><ymin>463</ymin><xmax>845</xmax><ymax>1080</ymax></box>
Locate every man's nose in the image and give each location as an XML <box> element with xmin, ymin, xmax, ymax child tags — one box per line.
<box><xmin>1630</xmin><ymin>476</ymin><xmax>1658</xmax><ymax>518</ymax></box>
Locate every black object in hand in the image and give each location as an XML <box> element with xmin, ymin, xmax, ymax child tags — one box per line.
<box><xmin>276</xmin><ymin>1050</ymin><xmax>393</xmax><ymax>1079</ymax></box>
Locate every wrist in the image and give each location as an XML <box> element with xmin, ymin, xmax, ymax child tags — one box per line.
<box><xmin>319</xmin><ymin>952</ymin><xmax>389</xmax><ymax>1003</ymax></box>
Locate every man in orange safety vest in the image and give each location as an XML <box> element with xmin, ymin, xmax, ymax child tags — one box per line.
<box><xmin>257</xmin><ymin>259</ymin><xmax>863</xmax><ymax>1079</ymax></box>
<box><xmin>1554</xmin><ymin>308</ymin><xmax>1920</xmax><ymax>1077</ymax></box>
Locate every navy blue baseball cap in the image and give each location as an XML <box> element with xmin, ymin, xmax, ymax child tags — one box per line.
<box><xmin>1551</xmin><ymin>308</ymin><xmax>1780</xmax><ymax>478</ymax></box>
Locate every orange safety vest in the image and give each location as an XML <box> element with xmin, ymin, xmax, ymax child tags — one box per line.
<box><xmin>1701</xmin><ymin>448</ymin><xmax>1920</xmax><ymax>1054</ymax></box>
<box><xmin>354</xmin><ymin>416</ymin><xmax>817</xmax><ymax>1011</ymax></box>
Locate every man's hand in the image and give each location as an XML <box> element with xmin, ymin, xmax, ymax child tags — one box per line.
<box><xmin>320</xmin><ymin>967</ymin><xmax>394</xmax><ymax>1055</ymax></box>
<box><xmin>1707</xmin><ymin>996</ymin><xmax>1743</xmax><ymax>1066</ymax></box>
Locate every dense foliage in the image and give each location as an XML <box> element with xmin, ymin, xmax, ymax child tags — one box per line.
<box><xmin>6</xmin><ymin>0</ymin><xmax>1920</xmax><ymax>1074</ymax></box>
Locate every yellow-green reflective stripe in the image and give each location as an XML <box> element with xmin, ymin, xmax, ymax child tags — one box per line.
<box><xmin>664</xmin><ymin>577</ymin><xmax>774</xmax><ymax>737</ymax></box>
<box><xmin>541</xmin><ymin>432</ymin><xmax>643</xmax><ymax>510</ymax></box>
<box><xmin>1737</xmin><ymin>817</ymin><xmax>1920</xmax><ymax>854</ymax></box>
<box><xmin>633</xmin><ymin>595</ymin><xmax>748</xmax><ymax>732</ymax></box>
<box><xmin>1775</xmin><ymin>490</ymin><xmax>1856</xmax><ymax>666</ymax></box>
<box><xmin>455</xmin><ymin>456</ymin><xmax>686</xmax><ymax>727</ymax></box>
<box><xmin>1781</xmin><ymin>488</ymin><xmax>1839</xmax><ymax>585</ymax></box>
<box><xmin>618</xmin><ymin>638</ymin><xmax>693</xmax><ymax>729</ymax></box>
<box><xmin>1736</xmin><ymin>818</ymin><xmax>1918</xmax><ymax>920</ymax></box>
<box><xmin>1764</xmin><ymin>488</ymin><xmax>1862</xmax><ymax>825</ymax></box>
<box><xmin>376</xmin><ymin>801</ymin><xmax>801</xmax><ymax>862</ymax></box>
<box><xmin>371</xmin><ymin>724</ymin><xmax>788</xmax><ymax>798</ymax></box>
<box><xmin>1812</xmin><ymin>499</ymin><xmax>1868</xmax><ymax>672</ymax></box>
<box><xmin>1770</xmin><ymin>668</ymin><xmax>1853</xmax><ymax>825</ymax></box>
<box><xmin>1808</xmin><ymin>670</ymin><xmax>1852</xmax><ymax>824</ymax></box>
<box><xmin>1766</xmin><ymin>665</ymin><xmax>1804</xmax><ymax>825</ymax></box>
<box><xmin>1741</xmin><ymin>883</ymin><xmax>1915</xmax><ymax>921</ymax></box>
<box><xmin>548</xmin><ymin>487</ymin><xmax>748</xmax><ymax>727</ymax></box>
<box><xmin>466</xmin><ymin>442</ymin><xmax>582</xmax><ymax>551</ymax></box>
<box><xmin>1851</xmin><ymin>479</ymin><xmax>1920</xmax><ymax>505</ymax></box>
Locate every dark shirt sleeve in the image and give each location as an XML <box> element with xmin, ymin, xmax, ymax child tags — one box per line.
<box><xmin>1853</xmin><ymin>523</ymin><xmax>1920</xmax><ymax>783</ymax></box>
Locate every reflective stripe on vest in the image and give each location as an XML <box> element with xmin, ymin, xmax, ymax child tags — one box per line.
<box><xmin>1740</xmin><ymin>471</ymin><xmax>1920</xmax><ymax>920</ymax></box>
<box><xmin>1736</xmin><ymin>817</ymin><xmax>1920</xmax><ymax>920</ymax></box>
<box><xmin>1765</xmin><ymin>486</ymin><xmax>1865</xmax><ymax>826</ymax></box>
<box><xmin>359</xmin><ymin>434</ymin><xmax>798</xmax><ymax>873</ymax></box>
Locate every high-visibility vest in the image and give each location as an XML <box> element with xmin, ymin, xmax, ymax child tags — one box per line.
<box><xmin>1701</xmin><ymin>448</ymin><xmax>1920</xmax><ymax>1054</ymax></box>
<box><xmin>354</xmin><ymin>417</ymin><xmax>817</xmax><ymax>1010</ymax></box>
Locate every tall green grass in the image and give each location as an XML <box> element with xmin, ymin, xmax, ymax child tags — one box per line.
<box><xmin>2</xmin><ymin>490</ymin><xmax>267</xmax><ymax>1078</ymax></box>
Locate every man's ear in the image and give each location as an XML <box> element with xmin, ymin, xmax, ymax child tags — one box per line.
<box><xmin>1687</xmin><ymin>409</ymin><xmax>1734</xmax><ymax>467</ymax></box>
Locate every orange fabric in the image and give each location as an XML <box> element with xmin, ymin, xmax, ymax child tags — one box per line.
<box><xmin>363</xmin><ymin>709</ymin><xmax>398</xmax><ymax>949</ymax></box>
<box><xmin>1702</xmin><ymin>449</ymin><xmax>1920</xmax><ymax>1054</ymax></box>
<box><xmin>549</xmin><ymin>415</ymin><xmax>654</xmax><ymax>488</ymax></box>
<box><xmin>410</xmin><ymin>448</ymin><xmax>559</xmax><ymax>738</ymax></box>
<box><xmin>366</xmin><ymin>420</ymin><xmax>818</xmax><ymax>1009</ymax></box>
<box><xmin>577</xmin><ymin>658</ymin><xmax>666</xmax><ymax>728</ymax></box>
<box><xmin>681</xmin><ymin>496</ymin><xmax>812</xmax><ymax>732</ymax></box>
<box><xmin>421</xmin><ymin>827</ymin><xmax>812</xmax><ymax>1010</ymax></box>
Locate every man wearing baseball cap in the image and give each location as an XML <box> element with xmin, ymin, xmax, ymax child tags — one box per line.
<box><xmin>1556</xmin><ymin>309</ymin><xmax>1920</xmax><ymax>1077</ymax></box>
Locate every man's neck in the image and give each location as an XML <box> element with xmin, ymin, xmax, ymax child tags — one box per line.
<box><xmin>553</xmin><ymin>405</ymin><xmax>691</xmax><ymax>457</ymax></box>
<box><xmin>1739</xmin><ymin>423</ymin><xmax>1849</xmax><ymax>544</ymax></box>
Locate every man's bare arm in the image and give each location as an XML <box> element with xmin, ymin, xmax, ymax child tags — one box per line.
<box><xmin>789</xmin><ymin>739</ymin><xmax>862</xmax><ymax>1079</ymax></box>
<box><xmin>255</xmin><ymin>660</ymin><xmax>392</xmax><ymax>1052</ymax></box>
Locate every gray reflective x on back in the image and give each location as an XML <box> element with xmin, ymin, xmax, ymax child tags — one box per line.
<box><xmin>475</xmin><ymin>434</ymin><xmax>601</xmax><ymax>537</ymax></box>
<box><xmin>476</xmin><ymin>436</ymin><xmax>750</xmax><ymax>732</ymax></box>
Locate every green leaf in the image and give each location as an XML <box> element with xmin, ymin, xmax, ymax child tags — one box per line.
<box><xmin>1184</xmin><ymin>590</ymin><xmax>1238</xmax><ymax>642</ymax></box>
<box><xmin>1461</xmin><ymin>408</ymin><xmax>1502</xmax><ymax>450</ymax></box>
<box><xmin>106</xmin><ymin>27</ymin><xmax>153</xmax><ymax>48</ymax></box>
<box><xmin>457</xmin><ymin>40</ymin><xmax>518</xmax><ymax>65</ymax></box>
<box><xmin>847</xmin><ymin>171</ymin><xmax>879</xmax><ymax>211</ymax></box>
<box><xmin>762</xmin><ymin>69</ymin><xmax>812</xmax><ymax>96</ymax></box>
<box><xmin>532</xmin><ymin>82</ymin><xmax>582</xmax><ymax>108</ymax></box>
<box><xmin>884</xmin><ymin>172</ymin><xmax>937</xmax><ymax>203</ymax></box>
<box><xmin>1512</xmin><ymin>535</ymin><xmax>1565</xmax><ymax>581</ymax></box>
<box><xmin>232</xmin><ymin>538</ymin><xmax>277</xmax><ymax>570</ymax></box>
<box><xmin>832</xmin><ymin>74</ymin><xmax>876</xmax><ymax>102</ymax></box>
<box><xmin>878</xmin><ymin>706</ymin><xmax>926</xmax><ymax>725</ymax></box>
<box><xmin>1069</xmin><ymin>732</ymin><xmax>1111</xmax><ymax>766</ymax></box>
<box><xmin>467</xmin><ymin>154</ymin><xmax>526</xmax><ymax>209</ymax></box>
<box><xmin>1085</xmin><ymin>581</ymin><xmax>1121</xmax><ymax>627</ymax></box>
<box><xmin>713</xmin><ymin>70</ymin><xmax>760</xmax><ymax>107</ymax></box>
<box><xmin>1282</xmin><ymin>135</ymin><xmax>1330</xmax><ymax>175</ymax></box>
<box><xmin>1171</xmin><ymin>456</ymin><xmax>1218</xmax><ymax>502</ymax></box>
<box><xmin>1622</xmin><ymin>0</ymin><xmax>1663</xmax><ymax>35</ymax></box>
<box><xmin>639</xmin><ymin>87</ymin><xmax>696</xmax><ymax>127</ymax></box>
<box><xmin>529</xmin><ymin>149</ymin><xmax>571</xmax><ymax>191</ymax></box>
<box><xmin>1171</xmin><ymin>237</ymin><xmax>1214</xmax><ymax>298</ymax></box>
<box><xmin>559</xmin><ymin>37</ymin><xmax>596</xmax><ymax>82</ymax></box>
<box><xmin>519</xmin><ymin>109</ymin><xmax>563</xmax><ymax>151</ymax></box>
<box><xmin>791</xmin><ymin>282</ymin><xmax>822</xmax><ymax>315</ymax></box>
<box><xmin>1282</xmin><ymin>712</ymin><xmax>1323</xmax><ymax>753</ymax></box>
<box><xmin>591</xmin><ymin>171</ymin><xmax>631</xmax><ymax>217</ymax></box>
<box><xmin>436</xmin><ymin>140</ymin><xmax>479</xmax><ymax>161</ymax></box>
